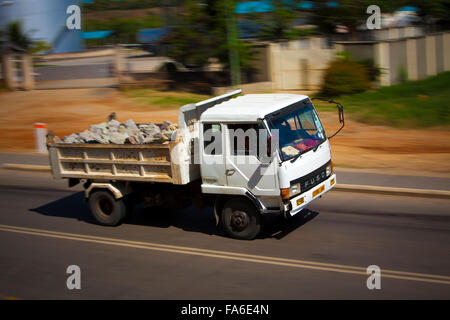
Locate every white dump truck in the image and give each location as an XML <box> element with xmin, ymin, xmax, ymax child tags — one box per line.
<box><xmin>47</xmin><ymin>90</ymin><xmax>344</xmax><ymax>239</ymax></box>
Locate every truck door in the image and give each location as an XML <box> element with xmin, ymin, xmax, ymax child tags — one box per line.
<box><xmin>200</xmin><ymin>123</ymin><xmax>227</xmax><ymax>186</ymax></box>
<box><xmin>225</xmin><ymin>123</ymin><xmax>278</xmax><ymax>196</ymax></box>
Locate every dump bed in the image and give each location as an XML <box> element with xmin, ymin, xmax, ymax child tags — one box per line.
<box><xmin>47</xmin><ymin>89</ymin><xmax>242</xmax><ymax>186</ymax></box>
<box><xmin>48</xmin><ymin>142</ymin><xmax>183</xmax><ymax>184</ymax></box>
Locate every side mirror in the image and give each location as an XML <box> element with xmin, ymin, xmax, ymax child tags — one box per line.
<box><xmin>260</xmin><ymin>133</ymin><xmax>278</xmax><ymax>165</ymax></box>
<box><xmin>311</xmin><ymin>98</ymin><xmax>344</xmax><ymax>140</ymax></box>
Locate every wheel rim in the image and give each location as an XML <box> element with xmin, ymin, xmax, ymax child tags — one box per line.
<box><xmin>229</xmin><ymin>210</ymin><xmax>249</xmax><ymax>232</ymax></box>
<box><xmin>98</xmin><ymin>196</ymin><xmax>114</xmax><ymax>217</ymax></box>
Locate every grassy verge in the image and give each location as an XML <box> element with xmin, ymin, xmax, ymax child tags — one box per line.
<box><xmin>121</xmin><ymin>88</ymin><xmax>212</xmax><ymax>109</ymax></box>
<box><xmin>33</xmin><ymin>64</ymin><xmax>57</xmax><ymax>68</ymax></box>
<box><xmin>314</xmin><ymin>72</ymin><xmax>450</xmax><ymax>128</ymax></box>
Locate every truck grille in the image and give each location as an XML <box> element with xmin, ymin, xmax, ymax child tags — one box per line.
<box><xmin>291</xmin><ymin>161</ymin><xmax>330</xmax><ymax>196</ymax></box>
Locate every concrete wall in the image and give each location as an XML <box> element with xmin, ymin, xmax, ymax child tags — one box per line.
<box><xmin>328</xmin><ymin>31</ymin><xmax>449</xmax><ymax>87</ymax></box>
<box><xmin>253</xmin><ymin>31</ymin><xmax>449</xmax><ymax>90</ymax></box>
<box><xmin>213</xmin><ymin>81</ymin><xmax>273</xmax><ymax>96</ymax></box>
<box><xmin>250</xmin><ymin>46</ymin><xmax>270</xmax><ymax>83</ymax></box>
<box><xmin>267</xmin><ymin>37</ymin><xmax>336</xmax><ymax>91</ymax></box>
<box><xmin>334</xmin><ymin>42</ymin><xmax>375</xmax><ymax>61</ymax></box>
<box><xmin>436</xmin><ymin>34</ymin><xmax>444</xmax><ymax>74</ymax></box>
<box><xmin>389</xmin><ymin>40</ymin><xmax>408</xmax><ymax>85</ymax></box>
<box><xmin>358</xmin><ymin>26</ymin><xmax>425</xmax><ymax>41</ymax></box>
<box><xmin>416</xmin><ymin>37</ymin><xmax>427</xmax><ymax>80</ymax></box>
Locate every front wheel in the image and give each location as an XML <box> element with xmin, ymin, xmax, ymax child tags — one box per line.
<box><xmin>221</xmin><ymin>198</ymin><xmax>261</xmax><ymax>240</ymax></box>
<box><xmin>88</xmin><ymin>190</ymin><xmax>128</xmax><ymax>226</ymax></box>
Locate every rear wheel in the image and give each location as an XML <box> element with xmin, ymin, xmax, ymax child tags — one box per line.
<box><xmin>89</xmin><ymin>190</ymin><xmax>128</xmax><ymax>226</ymax></box>
<box><xmin>221</xmin><ymin>198</ymin><xmax>261</xmax><ymax>240</ymax></box>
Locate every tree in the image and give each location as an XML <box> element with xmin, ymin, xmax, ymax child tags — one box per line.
<box><xmin>5</xmin><ymin>21</ymin><xmax>32</xmax><ymax>51</ymax></box>
<box><xmin>29</xmin><ymin>40</ymin><xmax>52</xmax><ymax>55</ymax></box>
<box><xmin>310</xmin><ymin>0</ymin><xmax>339</xmax><ymax>35</ymax></box>
<box><xmin>1</xmin><ymin>21</ymin><xmax>51</xmax><ymax>54</ymax></box>
<box><xmin>167</xmin><ymin>0</ymin><xmax>255</xmax><ymax>80</ymax></box>
<box><xmin>166</xmin><ymin>0</ymin><xmax>212</xmax><ymax>66</ymax></box>
<box><xmin>256</xmin><ymin>0</ymin><xmax>299</xmax><ymax>40</ymax></box>
<box><xmin>409</xmin><ymin>0</ymin><xmax>450</xmax><ymax>31</ymax></box>
<box><xmin>311</xmin><ymin>0</ymin><xmax>404</xmax><ymax>38</ymax></box>
<box><xmin>83</xmin><ymin>0</ymin><xmax>159</xmax><ymax>11</ymax></box>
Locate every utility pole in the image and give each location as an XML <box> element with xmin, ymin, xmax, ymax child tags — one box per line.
<box><xmin>225</xmin><ymin>0</ymin><xmax>241</xmax><ymax>86</ymax></box>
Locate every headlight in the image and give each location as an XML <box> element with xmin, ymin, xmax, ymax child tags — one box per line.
<box><xmin>290</xmin><ymin>183</ymin><xmax>301</xmax><ymax>197</ymax></box>
<box><xmin>326</xmin><ymin>163</ymin><xmax>333</xmax><ymax>177</ymax></box>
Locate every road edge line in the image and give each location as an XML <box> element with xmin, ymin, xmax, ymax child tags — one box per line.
<box><xmin>334</xmin><ymin>184</ymin><xmax>450</xmax><ymax>199</ymax></box>
<box><xmin>1</xmin><ymin>163</ymin><xmax>50</xmax><ymax>172</ymax></box>
<box><xmin>1</xmin><ymin>163</ymin><xmax>449</xmax><ymax>199</ymax></box>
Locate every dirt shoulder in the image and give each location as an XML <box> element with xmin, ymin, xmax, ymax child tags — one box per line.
<box><xmin>0</xmin><ymin>88</ymin><xmax>449</xmax><ymax>175</ymax></box>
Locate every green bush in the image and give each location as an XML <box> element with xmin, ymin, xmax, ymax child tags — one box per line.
<box><xmin>357</xmin><ymin>58</ymin><xmax>381</xmax><ymax>82</ymax></box>
<box><xmin>321</xmin><ymin>58</ymin><xmax>371</xmax><ymax>97</ymax></box>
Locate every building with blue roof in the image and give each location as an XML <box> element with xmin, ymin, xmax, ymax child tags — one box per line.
<box><xmin>81</xmin><ymin>30</ymin><xmax>114</xmax><ymax>40</ymax></box>
<box><xmin>0</xmin><ymin>0</ymin><xmax>142</xmax><ymax>53</ymax></box>
<box><xmin>397</xmin><ymin>6</ymin><xmax>419</xmax><ymax>12</ymax></box>
<box><xmin>233</xmin><ymin>0</ymin><xmax>340</xmax><ymax>38</ymax></box>
<box><xmin>0</xmin><ymin>0</ymin><xmax>98</xmax><ymax>53</ymax></box>
<box><xmin>235</xmin><ymin>1</ymin><xmax>274</xmax><ymax>14</ymax></box>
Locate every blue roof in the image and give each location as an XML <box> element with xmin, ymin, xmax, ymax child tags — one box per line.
<box><xmin>81</xmin><ymin>31</ymin><xmax>113</xmax><ymax>39</ymax></box>
<box><xmin>298</xmin><ymin>1</ymin><xmax>314</xmax><ymax>9</ymax></box>
<box><xmin>235</xmin><ymin>1</ymin><xmax>273</xmax><ymax>14</ymax></box>
<box><xmin>327</xmin><ymin>1</ymin><xmax>339</xmax><ymax>8</ymax></box>
<box><xmin>397</xmin><ymin>6</ymin><xmax>418</xmax><ymax>12</ymax></box>
<box><xmin>137</xmin><ymin>28</ymin><xmax>169</xmax><ymax>43</ymax></box>
<box><xmin>235</xmin><ymin>1</ymin><xmax>318</xmax><ymax>14</ymax></box>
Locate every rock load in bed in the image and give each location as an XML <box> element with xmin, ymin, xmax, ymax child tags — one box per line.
<box><xmin>58</xmin><ymin>118</ymin><xmax>178</xmax><ymax>145</ymax></box>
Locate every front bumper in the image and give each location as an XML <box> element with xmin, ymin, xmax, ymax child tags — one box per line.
<box><xmin>284</xmin><ymin>174</ymin><xmax>336</xmax><ymax>217</ymax></box>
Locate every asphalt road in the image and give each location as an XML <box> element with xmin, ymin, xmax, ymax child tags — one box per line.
<box><xmin>0</xmin><ymin>169</ymin><xmax>449</xmax><ymax>299</ymax></box>
<box><xmin>2</xmin><ymin>152</ymin><xmax>450</xmax><ymax>190</ymax></box>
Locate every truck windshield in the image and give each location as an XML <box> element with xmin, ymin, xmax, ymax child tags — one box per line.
<box><xmin>267</xmin><ymin>102</ymin><xmax>326</xmax><ymax>161</ymax></box>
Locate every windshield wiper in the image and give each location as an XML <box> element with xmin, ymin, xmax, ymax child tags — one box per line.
<box><xmin>290</xmin><ymin>142</ymin><xmax>321</xmax><ymax>163</ymax></box>
<box><xmin>290</xmin><ymin>152</ymin><xmax>302</xmax><ymax>163</ymax></box>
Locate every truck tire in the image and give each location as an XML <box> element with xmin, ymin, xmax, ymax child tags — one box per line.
<box><xmin>221</xmin><ymin>198</ymin><xmax>261</xmax><ymax>240</ymax></box>
<box><xmin>89</xmin><ymin>190</ymin><xmax>128</xmax><ymax>226</ymax></box>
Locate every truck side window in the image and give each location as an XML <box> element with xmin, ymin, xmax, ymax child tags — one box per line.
<box><xmin>203</xmin><ymin>123</ymin><xmax>222</xmax><ymax>155</ymax></box>
<box><xmin>228</xmin><ymin>123</ymin><xmax>261</xmax><ymax>156</ymax></box>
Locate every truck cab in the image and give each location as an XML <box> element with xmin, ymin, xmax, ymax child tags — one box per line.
<box><xmin>197</xmin><ymin>93</ymin><xmax>339</xmax><ymax>239</ymax></box>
